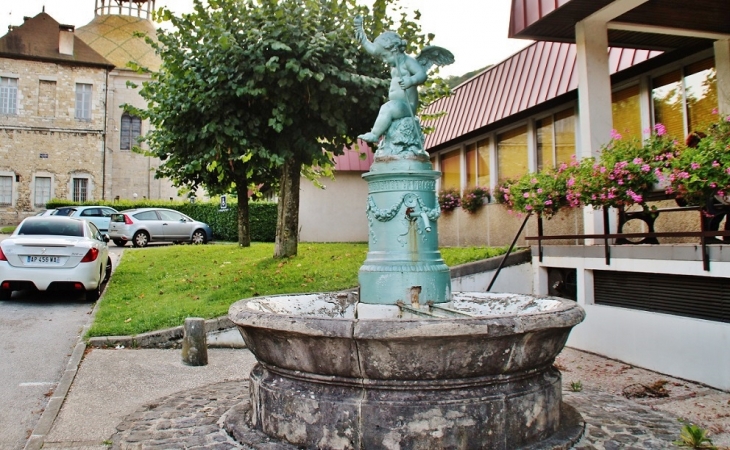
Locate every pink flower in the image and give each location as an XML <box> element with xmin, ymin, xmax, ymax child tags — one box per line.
<box><xmin>712</xmin><ymin>108</ymin><xmax>718</xmax><ymax>115</ymax></box>
<box><xmin>525</xmin><ymin>205</ymin><xmax>533</xmax><ymax>211</ymax></box>
<box><xmin>567</xmin><ymin>177</ymin><xmax>575</xmax><ymax>187</ymax></box>
<box><xmin>712</xmin><ymin>161</ymin><xmax>720</xmax><ymax>167</ymax></box>
<box><xmin>523</xmin><ymin>193</ymin><xmax>530</xmax><ymax>198</ymax></box>
<box><xmin>610</xmin><ymin>129</ymin><xmax>622</xmax><ymax>140</ymax></box>
<box><xmin>641</xmin><ymin>164</ymin><xmax>651</xmax><ymax>172</ymax></box>
<box><xmin>633</xmin><ymin>158</ymin><xmax>643</xmax><ymax>165</ymax></box>
<box><xmin>654</xmin><ymin>123</ymin><xmax>667</xmax><ymax>136</ymax></box>
<box><xmin>544</xmin><ymin>200</ymin><xmax>553</xmax><ymax>206</ymax></box>
<box><xmin>537</xmin><ymin>188</ymin><xmax>543</xmax><ymax>194</ymax></box>
<box><xmin>691</xmin><ymin>162</ymin><xmax>700</xmax><ymax>170</ymax></box>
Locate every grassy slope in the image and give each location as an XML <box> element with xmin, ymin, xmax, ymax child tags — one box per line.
<box><xmin>88</xmin><ymin>243</ymin><xmax>507</xmax><ymax>337</ymax></box>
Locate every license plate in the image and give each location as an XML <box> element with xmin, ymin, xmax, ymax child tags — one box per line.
<box><xmin>26</xmin><ymin>256</ymin><xmax>60</xmax><ymax>264</ymax></box>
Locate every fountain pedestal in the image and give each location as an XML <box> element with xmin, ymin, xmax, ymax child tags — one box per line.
<box><xmin>229</xmin><ymin>293</ymin><xmax>585</xmax><ymax>450</ymax></box>
<box><xmin>359</xmin><ymin>153</ymin><xmax>450</xmax><ymax>305</ymax></box>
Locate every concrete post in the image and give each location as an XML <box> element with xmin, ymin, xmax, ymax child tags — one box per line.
<box><xmin>182</xmin><ymin>317</ymin><xmax>208</xmax><ymax>366</ymax></box>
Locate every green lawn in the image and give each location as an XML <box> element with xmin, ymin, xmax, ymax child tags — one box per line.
<box><xmin>88</xmin><ymin>243</ymin><xmax>508</xmax><ymax>337</ymax></box>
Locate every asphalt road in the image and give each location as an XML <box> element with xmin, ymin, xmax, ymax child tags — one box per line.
<box><xmin>0</xmin><ymin>292</ymin><xmax>93</xmax><ymax>450</ymax></box>
<box><xmin>0</xmin><ymin>239</ymin><xmax>123</xmax><ymax>450</ymax></box>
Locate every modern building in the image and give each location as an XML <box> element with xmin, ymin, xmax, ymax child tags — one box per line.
<box><xmin>423</xmin><ymin>0</ymin><xmax>730</xmax><ymax>390</ymax></box>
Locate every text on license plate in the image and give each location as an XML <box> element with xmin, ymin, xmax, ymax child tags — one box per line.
<box><xmin>27</xmin><ymin>256</ymin><xmax>60</xmax><ymax>264</ymax></box>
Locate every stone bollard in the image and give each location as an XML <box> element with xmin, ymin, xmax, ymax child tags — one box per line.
<box><xmin>182</xmin><ymin>317</ymin><xmax>208</xmax><ymax>366</ymax></box>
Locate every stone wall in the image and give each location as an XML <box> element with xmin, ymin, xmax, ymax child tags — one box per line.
<box><xmin>0</xmin><ymin>58</ymin><xmax>107</xmax><ymax>224</ymax></box>
<box><xmin>105</xmin><ymin>69</ymin><xmax>182</xmax><ymax>202</ymax></box>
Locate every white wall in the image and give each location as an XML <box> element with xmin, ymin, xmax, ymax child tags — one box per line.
<box><xmin>451</xmin><ymin>263</ymin><xmax>533</xmax><ymax>294</ymax></box>
<box><xmin>298</xmin><ymin>172</ymin><xmax>369</xmax><ymax>242</ymax></box>
<box><xmin>534</xmin><ymin>251</ymin><xmax>730</xmax><ymax>391</ymax></box>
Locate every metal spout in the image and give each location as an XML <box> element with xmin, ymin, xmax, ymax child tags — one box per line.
<box><xmin>419</xmin><ymin>211</ymin><xmax>431</xmax><ymax>232</ymax></box>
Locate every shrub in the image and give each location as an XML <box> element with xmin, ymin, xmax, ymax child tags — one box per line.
<box><xmin>438</xmin><ymin>188</ymin><xmax>461</xmax><ymax>212</ymax></box>
<box><xmin>668</xmin><ymin>114</ymin><xmax>730</xmax><ymax>206</ymax></box>
<box><xmin>461</xmin><ymin>186</ymin><xmax>490</xmax><ymax>213</ymax></box>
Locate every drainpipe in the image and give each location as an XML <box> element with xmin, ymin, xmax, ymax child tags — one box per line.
<box><xmin>102</xmin><ymin>69</ymin><xmax>109</xmax><ymax>200</ymax></box>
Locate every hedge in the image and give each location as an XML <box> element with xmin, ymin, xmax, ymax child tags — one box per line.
<box><xmin>45</xmin><ymin>199</ymin><xmax>277</xmax><ymax>242</ymax></box>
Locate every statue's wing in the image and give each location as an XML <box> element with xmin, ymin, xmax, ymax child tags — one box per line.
<box><xmin>416</xmin><ymin>46</ymin><xmax>455</xmax><ymax>71</ymax></box>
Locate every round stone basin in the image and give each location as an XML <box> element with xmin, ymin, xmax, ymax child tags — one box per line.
<box><xmin>229</xmin><ymin>291</ymin><xmax>584</xmax><ymax>381</ymax></box>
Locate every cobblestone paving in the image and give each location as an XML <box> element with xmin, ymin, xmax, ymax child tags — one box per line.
<box><xmin>112</xmin><ymin>381</ymin><xmax>683</xmax><ymax>449</ymax></box>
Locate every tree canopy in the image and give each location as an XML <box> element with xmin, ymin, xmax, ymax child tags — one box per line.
<box><xmin>130</xmin><ymin>0</ymin><xmax>439</xmax><ymax>254</ymax></box>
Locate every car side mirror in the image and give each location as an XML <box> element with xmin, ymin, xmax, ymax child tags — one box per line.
<box><xmin>103</xmin><ymin>234</ymin><xmax>110</xmax><ymax>243</ymax></box>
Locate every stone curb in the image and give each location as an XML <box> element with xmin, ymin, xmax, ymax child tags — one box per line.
<box><xmin>449</xmin><ymin>248</ymin><xmax>531</xmax><ymax>278</ymax></box>
<box><xmin>87</xmin><ymin>316</ymin><xmax>238</xmax><ymax>349</ymax></box>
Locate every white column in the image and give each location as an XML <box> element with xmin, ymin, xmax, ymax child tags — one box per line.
<box><xmin>576</xmin><ymin>19</ymin><xmax>612</xmax><ymax>239</ymax></box>
<box><xmin>715</xmin><ymin>39</ymin><xmax>730</xmax><ymax>115</ymax></box>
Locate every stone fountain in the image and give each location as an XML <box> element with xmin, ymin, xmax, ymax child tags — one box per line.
<box><xmin>226</xmin><ymin>17</ymin><xmax>585</xmax><ymax>450</ymax></box>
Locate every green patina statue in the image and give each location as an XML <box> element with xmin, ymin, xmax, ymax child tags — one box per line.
<box><xmin>354</xmin><ymin>16</ymin><xmax>454</xmax><ymax>156</ymax></box>
<box><xmin>355</xmin><ymin>16</ymin><xmax>455</xmax><ymax>305</ymax></box>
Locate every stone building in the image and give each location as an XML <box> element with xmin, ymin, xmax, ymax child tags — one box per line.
<box><xmin>0</xmin><ymin>11</ymin><xmax>114</xmax><ymax>224</ymax></box>
<box><xmin>0</xmin><ymin>0</ymin><xmax>185</xmax><ymax>225</ymax></box>
<box><xmin>76</xmin><ymin>0</ymin><xmax>181</xmax><ymax>202</ymax></box>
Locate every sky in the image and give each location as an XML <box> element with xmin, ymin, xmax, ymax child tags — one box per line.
<box><xmin>0</xmin><ymin>0</ymin><xmax>533</xmax><ymax>77</ymax></box>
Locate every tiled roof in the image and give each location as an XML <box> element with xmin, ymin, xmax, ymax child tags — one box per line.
<box><xmin>76</xmin><ymin>14</ymin><xmax>160</xmax><ymax>71</ymax></box>
<box><xmin>0</xmin><ymin>12</ymin><xmax>113</xmax><ymax>68</ymax></box>
<box><xmin>423</xmin><ymin>41</ymin><xmax>661</xmax><ymax>150</ymax></box>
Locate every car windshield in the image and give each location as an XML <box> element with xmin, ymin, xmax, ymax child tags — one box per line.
<box><xmin>18</xmin><ymin>220</ymin><xmax>84</xmax><ymax>237</ymax></box>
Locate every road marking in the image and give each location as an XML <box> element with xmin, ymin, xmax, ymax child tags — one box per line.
<box><xmin>19</xmin><ymin>382</ymin><xmax>56</xmax><ymax>387</ymax></box>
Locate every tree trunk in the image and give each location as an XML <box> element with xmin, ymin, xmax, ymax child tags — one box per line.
<box><xmin>235</xmin><ymin>172</ymin><xmax>251</xmax><ymax>247</ymax></box>
<box><xmin>274</xmin><ymin>157</ymin><xmax>301</xmax><ymax>258</ymax></box>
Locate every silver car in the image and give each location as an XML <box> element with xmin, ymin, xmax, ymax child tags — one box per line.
<box><xmin>108</xmin><ymin>208</ymin><xmax>213</xmax><ymax>247</ymax></box>
<box><xmin>0</xmin><ymin>217</ymin><xmax>112</xmax><ymax>301</ymax></box>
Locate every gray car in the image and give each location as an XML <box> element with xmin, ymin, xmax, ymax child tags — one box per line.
<box><xmin>108</xmin><ymin>208</ymin><xmax>213</xmax><ymax>247</ymax></box>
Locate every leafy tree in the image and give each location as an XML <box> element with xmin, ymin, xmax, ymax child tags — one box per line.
<box><xmin>131</xmin><ymin>0</ymin><xmax>437</xmax><ymax>256</ymax></box>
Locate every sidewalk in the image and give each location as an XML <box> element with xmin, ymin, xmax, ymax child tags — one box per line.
<box><xmin>34</xmin><ymin>344</ymin><xmax>730</xmax><ymax>450</ymax></box>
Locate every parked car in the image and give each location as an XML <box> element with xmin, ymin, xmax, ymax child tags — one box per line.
<box><xmin>0</xmin><ymin>217</ymin><xmax>112</xmax><ymax>301</ymax></box>
<box><xmin>35</xmin><ymin>209</ymin><xmax>57</xmax><ymax>216</ymax></box>
<box><xmin>52</xmin><ymin>206</ymin><xmax>119</xmax><ymax>232</ymax></box>
<box><xmin>108</xmin><ymin>208</ymin><xmax>212</xmax><ymax>248</ymax></box>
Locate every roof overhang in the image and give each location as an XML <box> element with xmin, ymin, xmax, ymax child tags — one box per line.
<box><xmin>509</xmin><ymin>0</ymin><xmax>730</xmax><ymax>51</ymax></box>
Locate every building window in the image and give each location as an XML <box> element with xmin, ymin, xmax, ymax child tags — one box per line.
<box><xmin>120</xmin><ymin>113</ymin><xmax>142</xmax><ymax>150</ymax></box>
<box><xmin>685</xmin><ymin>59</ymin><xmax>717</xmax><ymax>132</ymax></box>
<box><xmin>34</xmin><ymin>177</ymin><xmax>51</xmax><ymax>207</ymax></box>
<box><xmin>0</xmin><ymin>77</ymin><xmax>18</xmax><ymax>115</ymax></box>
<box><xmin>466</xmin><ymin>138</ymin><xmax>490</xmax><ymax>188</ymax></box>
<box><xmin>73</xmin><ymin>178</ymin><xmax>88</xmax><ymax>202</ymax></box>
<box><xmin>75</xmin><ymin>83</ymin><xmax>92</xmax><ymax>120</ymax></box>
<box><xmin>0</xmin><ymin>176</ymin><xmax>12</xmax><ymax>205</ymax></box>
<box><xmin>652</xmin><ymin>58</ymin><xmax>717</xmax><ymax>139</ymax></box>
<box><xmin>536</xmin><ymin>108</ymin><xmax>576</xmax><ymax>172</ymax></box>
<box><xmin>612</xmin><ymin>85</ymin><xmax>642</xmax><ymax>140</ymax></box>
<box><xmin>497</xmin><ymin>125</ymin><xmax>528</xmax><ymax>182</ymax></box>
<box><xmin>440</xmin><ymin>150</ymin><xmax>461</xmax><ymax>190</ymax></box>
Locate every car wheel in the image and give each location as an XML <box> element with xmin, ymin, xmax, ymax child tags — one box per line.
<box><xmin>113</xmin><ymin>239</ymin><xmax>128</xmax><ymax>247</ymax></box>
<box><xmin>0</xmin><ymin>288</ymin><xmax>11</xmax><ymax>300</ymax></box>
<box><xmin>104</xmin><ymin>257</ymin><xmax>112</xmax><ymax>283</ymax></box>
<box><xmin>191</xmin><ymin>229</ymin><xmax>207</xmax><ymax>245</ymax></box>
<box><xmin>132</xmin><ymin>231</ymin><xmax>149</xmax><ymax>248</ymax></box>
<box><xmin>86</xmin><ymin>268</ymin><xmax>103</xmax><ymax>302</ymax></box>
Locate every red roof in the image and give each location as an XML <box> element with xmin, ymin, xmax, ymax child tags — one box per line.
<box><xmin>333</xmin><ymin>140</ymin><xmax>374</xmax><ymax>171</ymax></box>
<box><xmin>423</xmin><ymin>41</ymin><xmax>661</xmax><ymax>151</ymax></box>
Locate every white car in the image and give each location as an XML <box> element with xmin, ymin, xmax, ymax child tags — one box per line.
<box><xmin>0</xmin><ymin>217</ymin><xmax>112</xmax><ymax>301</ymax></box>
<box><xmin>52</xmin><ymin>206</ymin><xmax>119</xmax><ymax>232</ymax></box>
